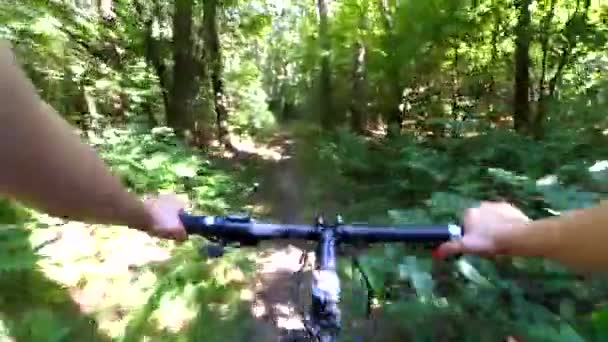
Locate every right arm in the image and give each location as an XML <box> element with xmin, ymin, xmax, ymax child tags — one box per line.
<box><xmin>507</xmin><ymin>203</ymin><xmax>608</xmax><ymax>272</ymax></box>
<box><xmin>438</xmin><ymin>201</ymin><xmax>608</xmax><ymax>273</ymax></box>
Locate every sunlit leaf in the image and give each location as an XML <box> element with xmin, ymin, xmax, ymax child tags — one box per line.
<box><xmin>141</xmin><ymin>152</ymin><xmax>171</xmax><ymax>170</ymax></box>
<box><xmin>456</xmin><ymin>258</ymin><xmax>492</xmax><ymax>287</ymax></box>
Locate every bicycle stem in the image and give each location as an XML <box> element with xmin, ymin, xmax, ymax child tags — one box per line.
<box><xmin>310</xmin><ymin>226</ymin><xmax>342</xmax><ymax>340</ymax></box>
<box><xmin>318</xmin><ymin>228</ymin><xmax>337</xmax><ymax>271</ymax></box>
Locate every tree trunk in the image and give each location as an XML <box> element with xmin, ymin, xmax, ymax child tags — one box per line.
<box><xmin>535</xmin><ymin>0</ymin><xmax>557</xmax><ymax>138</ymax></box>
<box><xmin>203</xmin><ymin>0</ymin><xmax>231</xmax><ymax>148</ymax></box>
<box><xmin>350</xmin><ymin>8</ymin><xmax>368</xmax><ymax>134</ymax></box>
<box><xmin>513</xmin><ymin>0</ymin><xmax>532</xmax><ymax>134</ymax></box>
<box><xmin>488</xmin><ymin>0</ymin><xmax>500</xmax><ymax>97</ymax></box>
<box><xmin>350</xmin><ymin>40</ymin><xmax>366</xmax><ymax>134</ymax></box>
<box><xmin>168</xmin><ymin>0</ymin><xmax>197</xmax><ymax>133</ymax></box>
<box><xmin>452</xmin><ymin>45</ymin><xmax>459</xmax><ymax>121</ymax></box>
<box><xmin>317</xmin><ymin>0</ymin><xmax>333</xmax><ymax>129</ymax></box>
<box><xmin>377</xmin><ymin>0</ymin><xmax>402</xmax><ymax>134</ymax></box>
<box><xmin>145</xmin><ymin>32</ymin><xmax>170</xmax><ymax>119</ymax></box>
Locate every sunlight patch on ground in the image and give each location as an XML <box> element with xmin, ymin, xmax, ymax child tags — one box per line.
<box><xmin>275</xmin><ymin>306</ymin><xmax>303</xmax><ymax>330</ymax></box>
<box><xmin>256</xmin><ymin>245</ymin><xmax>306</xmax><ymax>274</ymax></box>
<box><xmin>152</xmin><ymin>294</ymin><xmax>197</xmax><ymax>333</ymax></box>
<box><xmin>252</xmin><ymin>245</ymin><xmax>309</xmax><ymax>331</ymax></box>
<box><xmin>221</xmin><ymin>136</ymin><xmax>287</xmax><ymax>161</ymax></box>
<box><xmin>36</xmin><ymin>224</ymin><xmax>172</xmax><ymax>284</ymax></box>
<box><xmin>31</xmin><ymin>219</ymin><xmax>179</xmax><ymax>338</ymax></box>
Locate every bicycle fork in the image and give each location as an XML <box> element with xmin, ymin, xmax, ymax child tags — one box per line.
<box><xmin>306</xmin><ymin>227</ymin><xmax>341</xmax><ymax>341</ymax></box>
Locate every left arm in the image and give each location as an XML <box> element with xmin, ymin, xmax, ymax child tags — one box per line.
<box><xmin>0</xmin><ymin>41</ymin><xmax>185</xmax><ymax>240</ymax></box>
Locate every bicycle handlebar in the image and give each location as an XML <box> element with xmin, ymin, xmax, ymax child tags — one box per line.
<box><xmin>179</xmin><ymin>214</ymin><xmax>463</xmax><ymax>245</ymax></box>
<box><xmin>179</xmin><ymin>213</ymin><xmax>463</xmax><ymax>340</ymax></box>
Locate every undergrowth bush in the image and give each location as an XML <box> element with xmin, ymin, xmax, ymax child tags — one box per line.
<box><xmin>91</xmin><ymin>126</ymin><xmax>250</xmax><ymax>214</ymax></box>
<box><xmin>298</xmin><ymin>126</ymin><xmax>608</xmax><ymax>341</ymax></box>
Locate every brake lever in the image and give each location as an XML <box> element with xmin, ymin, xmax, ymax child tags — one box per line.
<box><xmin>203</xmin><ymin>242</ymin><xmax>226</xmax><ymax>258</ymax></box>
<box><xmin>195</xmin><ymin>214</ymin><xmax>259</xmax><ymax>258</ymax></box>
<box><xmin>200</xmin><ymin>238</ymin><xmax>260</xmax><ymax>258</ymax></box>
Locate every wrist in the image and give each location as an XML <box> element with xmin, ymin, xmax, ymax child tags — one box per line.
<box><xmin>127</xmin><ymin>206</ymin><xmax>155</xmax><ymax>232</ymax></box>
<box><xmin>112</xmin><ymin>192</ymin><xmax>155</xmax><ymax>232</ymax></box>
<box><xmin>498</xmin><ymin>219</ymin><xmax>560</xmax><ymax>258</ymax></box>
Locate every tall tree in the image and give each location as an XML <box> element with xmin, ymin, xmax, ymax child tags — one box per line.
<box><xmin>350</xmin><ymin>3</ymin><xmax>368</xmax><ymax>134</ymax></box>
<box><xmin>168</xmin><ymin>0</ymin><xmax>198</xmax><ymax>133</ymax></box>
<box><xmin>377</xmin><ymin>0</ymin><xmax>402</xmax><ymax>133</ymax></box>
<box><xmin>203</xmin><ymin>0</ymin><xmax>231</xmax><ymax>147</ymax></box>
<box><xmin>513</xmin><ymin>0</ymin><xmax>533</xmax><ymax>133</ymax></box>
<box><xmin>139</xmin><ymin>0</ymin><xmax>170</xmax><ymax>121</ymax></box>
<box><xmin>317</xmin><ymin>0</ymin><xmax>334</xmax><ymax>129</ymax></box>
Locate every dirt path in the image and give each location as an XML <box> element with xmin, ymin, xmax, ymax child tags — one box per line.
<box><xmin>238</xmin><ymin>133</ymin><xmax>314</xmax><ymax>341</ymax></box>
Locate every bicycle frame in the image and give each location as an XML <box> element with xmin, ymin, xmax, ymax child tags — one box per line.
<box><xmin>179</xmin><ymin>213</ymin><xmax>462</xmax><ymax>342</ymax></box>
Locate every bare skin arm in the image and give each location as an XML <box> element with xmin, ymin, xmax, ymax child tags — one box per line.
<box><xmin>438</xmin><ymin>201</ymin><xmax>608</xmax><ymax>273</ymax></box>
<box><xmin>0</xmin><ymin>41</ymin><xmax>185</xmax><ymax>240</ymax></box>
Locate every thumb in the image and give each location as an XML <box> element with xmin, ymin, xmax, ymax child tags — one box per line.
<box><xmin>435</xmin><ymin>240</ymin><xmax>465</xmax><ymax>259</ymax></box>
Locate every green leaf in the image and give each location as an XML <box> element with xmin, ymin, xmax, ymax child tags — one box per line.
<box><xmin>456</xmin><ymin>258</ymin><xmax>493</xmax><ymax>287</ymax></box>
<box><xmin>538</xmin><ymin>185</ymin><xmax>599</xmax><ymax>211</ymax></box>
<box><xmin>172</xmin><ymin>162</ymin><xmax>197</xmax><ymax>178</ymax></box>
<box><xmin>388</xmin><ymin>208</ymin><xmax>431</xmax><ymax>224</ymax></box>
<box><xmin>398</xmin><ymin>256</ymin><xmax>434</xmax><ymax>297</ymax></box>
<box><xmin>141</xmin><ymin>152</ymin><xmax>171</xmax><ymax>170</ymax></box>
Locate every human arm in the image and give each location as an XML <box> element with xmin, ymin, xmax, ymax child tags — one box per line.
<box><xmin>0</xmin><ymin>41</ymin><xmax>186</xmax><ymax>240</ymax></box>
<box><xmin>437</xmin><ymin>201</ymin><xmax>608</xmax><ymax>273</ymax></box>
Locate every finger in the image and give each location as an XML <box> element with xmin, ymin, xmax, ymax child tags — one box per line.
<box><xmin>435</xmin><ymin>240</ymin><xmax>465</xmax><ymax>259</ymax></box>
<box><xmin>156</xmin><ymin>228</ymin><xmax>173</xmax><ymax>240</ymax></box>
<box><xmin>155</xmin><ymin>228</ymin><xmax>186</xmax><ymax>242</ymax></box>
<box><xmin>174</xmin><ymin>228</ymin><xmax>188</xmax><ymax>242</ymax></box>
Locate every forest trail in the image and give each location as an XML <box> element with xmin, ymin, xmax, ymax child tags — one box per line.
<box><xmin>233</xmin><ymin>131</ymin><xmax>315</xmax><ymax>341</ymax></box>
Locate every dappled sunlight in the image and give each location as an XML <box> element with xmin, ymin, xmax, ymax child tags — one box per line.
<box><xmin>250</xmin><ymin>245</ymin><xmax>309</xmax><ymax>332</ymax></box>
<box><xmin>229</xmin><ymin>137</ymin><xmax>286</xmax><ymax>161</ymax></box>
<box><xmin>30</xmin><ymin>220</ymin><xmax>181</xmax><ymax>338</ymax></box>
<box><xmin>1</xmin><ymin>0</ymin><xmax>608</xmax><ymax>339</ymax></box>
<box><xmin>151</xmin><ymin>293</ymin><xmax>197</xmax><ymax>333</ymax></box>
<box><xmin>275</xmin><ymin>304</ymin><xmax>303</xmax><ymax>330</ymax></box>
<box><xmin>214</xmin><ymin>133</ymin><xmax>294</xmax><ymax>162</ymax></box>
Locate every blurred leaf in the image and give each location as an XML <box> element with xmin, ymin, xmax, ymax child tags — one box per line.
<box><xmin>593</xmin><ymin>307</ymin><xmax>608</xmax><ymax>340</ymax></box>
<box><xmin>172</xmin><ymin>162</ymin><xmax>197</xmax><ymax>178</ymax></box>
<box><xmin>388</xmin><ymin>208</ymin><xmax>432</xmax><ymax>224</ymax></box>
<box><xmin>456</xmin><ymin>258</ymin><xmax>493</xmax><ymax>287</ymax></box>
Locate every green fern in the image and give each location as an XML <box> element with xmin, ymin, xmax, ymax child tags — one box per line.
<box><xmin>11</xmin><ymin>309</ymin><xmax>72</xmax><ymax>342</ymax></box>
<box><xmin>0</xmin><ymin>227</ymin><xmax>40</xmax><ymax>274</ymax></box>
